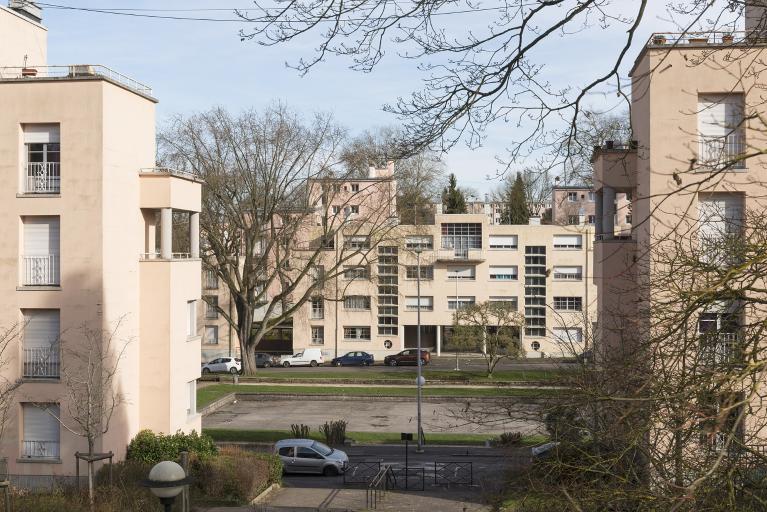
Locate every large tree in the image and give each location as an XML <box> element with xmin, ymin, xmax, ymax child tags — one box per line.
<box><xmin>441</xmin><ymin>173</ymin><xmax>467</xmax><ymax>214</ymax></box>
<box><xmin>159</xmin><ymin>105</ymin><xmax>399</xmax><ymax>374</ymax></box>
<box><xmin>499</xmin><ymin>173</ymin><xmax>530</xmax><ymax>225</ymax></box>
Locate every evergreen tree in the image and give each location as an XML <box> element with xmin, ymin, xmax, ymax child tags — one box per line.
<box><xmin>442</xmin><ymin>173</ymin><xmax>467</xmax><ymax>214</ymax></box>
<box><xmin>500</xmin><ymin>173</ymin><xmax>530</xmax><ymax>224</ymax></box>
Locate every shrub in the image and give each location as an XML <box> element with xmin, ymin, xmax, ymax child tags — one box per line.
<box><xmin>126</xmin><ymin>429</ymin><xmax>217</xmax><ymax>465</ymax></box>
<box><xmin>291</xmin><ymin>423</ymin><xmax>310</xmax><ymax>438</ymax></box>
<box><xmin>495</xmin><ymin>432</ymin><xmax>522</xmax><ymax>446</ymax></box>
<box><xmin>193</xmin><ymin>447</ymin><xmax>282</xmax><ymax>504</ymax></box>
<box><xmin>319</xmin><ymin>420</ymin><xmax>347</xmax><ymax>445</ymax></box>
<box><xmin>544</xmin><ymin>405</ymin><xmax>584</xmax><ymax>443</ymax></box>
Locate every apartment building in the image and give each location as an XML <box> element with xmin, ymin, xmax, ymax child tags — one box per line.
<box><xmin>552</xmin><ymin>185</ymin><xmax>632</xmax><ymax>234</ymax></box>
<box><xmin>0</xmin><ymin>3</ymin><xmax>202</xmax><ymax>482</ymax></box>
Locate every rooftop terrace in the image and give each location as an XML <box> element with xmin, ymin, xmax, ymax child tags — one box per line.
<box><xmin>0</xmin><ymin>64</ymin><xmax>153</xmax><ymax>98</ymax></box>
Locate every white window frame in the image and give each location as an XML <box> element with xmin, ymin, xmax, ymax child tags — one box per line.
<box><xmin>344</xmin><ymin>295</ymin><xmax>371</xmax><ymax>311</ymax></box>
<box><xmin>204</xmin><ymin>325</ymin><xmax>219</xmax><ymax>345</ymax></box>
<box><xmin>311</xmin><ymin>326</ymin><xmax>325</xmax><ymax>345</ymax></box>
<box><xmin>447</xmin><ymin>296</ymin><xmax>475</xmax><ymax>310</ymax></box>
<box><xmin>406</xmin><ymin>265</ymin><xmax>434</xmax><ymax>280</ymax></box>
<box><xmin>446</xmin><ymin>266</ymin><xmax>476</xmax><ymax>280</ymax></box>
<box><xmin>343</xmin><ymin>265</ymin><xmax>369</xmax><ymax>280</ymax></box>
<box><xmin>311</xmin><ymin>297</ymin><xmax>324</xmax><ymax>319</ymax></box>
<box><xmin>553</xmin><ymin>296</ymin><xmax>583</xmax><ymax>311</ymax></box>
<box><xmin>553</xmin><ymin>234</ymin><xmax>583</xmax><ymax>249</ymax></box>
<box><xmin>343</xmin><ymin>326</ymin><xmax>372</xmax><ymax>341</ymax></box>
<box><xmin>553</xmin><ymin>266</ymin><xmax>583</xmax><ymax>280</ymax></box>
<box><xmin>488</xmin><ymin>235</ymin><xmax>518</xmax><ymax>250</ymax></box>
<box><xmin>566</xmin><ymin>191</ymin><xmax>578</xmax><ymax>202</ymax></box>
<box><xmin>489</xmin><ymin>296</ymin><xmax>518</xmax><ymax>310</ymax></box>
<box><xmin>405</xmin><ymin>296</ymin><xmax>434</xmax><ymax>311</ymax></box>
<box><xmin>489</xmin><ymin>266</ymin><xmax>518</xmax><ymax>281</ymax></box>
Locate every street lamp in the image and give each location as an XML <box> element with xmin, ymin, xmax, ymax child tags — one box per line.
<box><xmin>415</xmin><ymin>245</ymin><xmax>424</xmax><ymax>453</ymax></box>
<box><xmin>143</xmin><ymin>461</ymin><xmax>192</xmax><ymax>512</ymax></box>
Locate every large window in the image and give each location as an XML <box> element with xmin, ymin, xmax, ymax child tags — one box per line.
<box><xmin>405</xmin><ymin>296</ymin><xmax>434</xmax><ymax>311</ymax></box>
<box><xmin>553</xmin><ymin>234</ymin><xmax>583</xmax><ymax>249</ymax></box>
<box><xmin>344</xmin><ymin>295</ymin><xmax>371</xmax><ymax>310</ymax></box>
<box><xmin>204</xmin><ymin>270</ymin><xmax>218</xmax><ymax>289</ymax></box>
<box><xmin>566</xmin><ymin>192</ymin><xmax>578</xmax><ymax>202</ymax></box>
<box><xmin>311</xmin><ymin>326</ymin><xmax>325</xmax><ymax>345</ymax></box>
<box><xmin>698</xmin><ymin>309</ymin><xmax>740</xmax><ymax>366</ymax></box>
<box><xmin>22</xmin><ymin>309</ymin><xmax>60</xmax><ymax>378</ymax></box>
<box><xmin>311</xmin><ymin>297</ymin><xmax>324</xmax><ymax>319</ymax></box>
<box><xmin>344</xmin><ymin>326</ymin><xmax>371</xmax><ymax>341</ymax></box>
<box><xmin>22</xmin><ymin>216</ymin><xmax>60</xmax><ymax>286</ymax></box>
<box><xmin>489</xmin><ymin>235</ymin><xmax>518</xmax><ymax>249</ymax></box>
<box><xmin>698</xmin><ymin>193</ymin><xmax>743</xmax><ymax>266</ymax></box>
<box><xmin>489</xmin><ymin>296</ymin><xmax>518</xmax><ymax>310</ymax></box>
<box><xmin>441</xmin><ymin>223</ymin><xmax>482</xmax><ymax>256</ymax></box>
<box><xmin>345</xmin><ymin>235</ymin><xmax>371</xmax><ymax>250</ymax></box>
<box><xmin>204</xmin><ymin>325</ymin><xmax>219</xmax><ymax>345</ymax></box>
<box><xmin>553</xmin><ymin>297</ymin><xmax>583</xmax><ymax>311</ymax></box>
<box><xmin>553</xmin><ymin>266</ymin><xmax>583</xmax><ymax>280</ymax></box>
<box><xmin>447</xmin><ymin>296</ymin><xmax>475</xmax><ymax>310</ymax></box>
<box><xmin>204</xmin><ymin>296</ymin><xmax>218</xmax><ymax>319</ymax></box>
<box><xmin>447</xmin><ymin>266</ymin><xmax>476</xmax><ymax>280</ymax></box>
<box><xmin>489</xmin><ymin>266</ymin><xmax>518</xmax><ymax>281</ymax></box>
<box><xmin>698</xmin><ymin>94</ymin><xmax>745</xmax><ymax>169</ymax></box>
<box><xmin>22</xmin><ymin>403</ymin><xmax>60</xmax><ymax>459</ymax></box>
<box><xmin>553</xmin><ymin>327</ymin><xmax>583</xmax><ymax>344</ymax></box>
<box><xmin>405</xmin><ymin>236</ymin><xmax>433</xmax><ymax>250</ymax></box>
<box><xmin>24</xmin><ymin>124</ymin><xmax>61</xmax><ymax>194</ymax></box>
<box><xmin>406</xmin><ymin>265</ymin><xmax>433</xmax><ymax>280</ymax></box>
<box><xmin>343</xmin><ymin>265</ymin><xmax>369</xmax><ymax>280</ymax></box>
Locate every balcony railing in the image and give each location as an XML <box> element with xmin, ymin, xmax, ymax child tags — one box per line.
<box><xmin>21</xmin><ymin>255</ymin><xmax>60</xmax><ymax>286</ymax></box>
<box><xmin>23</xmin><ymin>347</ymin><xmax>60</xmax><ymax>378</ymax></box>
<box><xmin>0</xmin><ymin>65</ymin><xmax>152</xmax><ymax>96</ymax></box>
<box><xmin>25</xmin><ymin>162</ymin><xmax>60</xmax><ymax>193</ymax></box>
<box><xmin>699</xmin><ymin>133</ymin><xmax>747</xmax><ymax>170</ymax></box>
<box><xmin>436</xmin><ymin>248</ymin><xmax>484</xmax><ymax>261</ymax></box>
<box><xmin>647</xmin><ymin>31</ymin><xmax>748</xmax><ymax>48</ymax></box>
<box><xmin>22</xmin><ymin>440</ymin><xmax>60</xmax><ymax>459</ymax></box>
<box><xmin>700</xmin><ymin>332</ymin><xmax>742</xmax><ymax>366</ymax></box>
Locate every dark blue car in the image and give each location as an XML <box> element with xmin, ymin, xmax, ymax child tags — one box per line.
<box><xmin>331</xmin><ymin>351</ymin><xmax>375</xmax><ymax>367</ymax></box>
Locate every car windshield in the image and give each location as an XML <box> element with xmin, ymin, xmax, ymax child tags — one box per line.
<box><xmin>311</xmin><ymin>441</ymin><xmax>333</xmax><ymax>456</ymax></box>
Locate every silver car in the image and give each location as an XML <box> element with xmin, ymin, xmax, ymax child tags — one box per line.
<box><xmin>274</xmin><ymin>439</ymin><xmax>349</xmax><ymax>475</ymax></box>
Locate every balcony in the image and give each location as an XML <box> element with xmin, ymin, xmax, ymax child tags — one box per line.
<box><xmin>436</xmin><ymin>248</ymin><xmax>485</xmax><ymax>262</ymax></box>
<box><xmin>699</xmin><ymin>133</ymin><xmax>747</xmax><ymax>170</ymax></box>
<box><xmin>23</xmin><ymin>347</ymin><xmax>60</xmax><ymax>378</ymax></box>
<box><xmin>700</xmin><ymin>332</ymin><xmax>742</xmax><ymax>367</ymax></box>
<box><xmin>21</xmin><ymin>255</ymin><xmax>60</xmax><ymax>286</ymax></box>
<box><xmin>24</xmin><ymin>162</ymin><xmax>60</xmax><ymax>194</ymax></box>
<box><xmin>646</xmin><ymin>32</ymin><xmax>748</xmax><ymax>48</ymax></box>
<box><xmin>0</xmin><ymin>65</ymin><xmax>153</xmax><ymax>98</ymax></box>
<box><xmin>21</xmin><ymin>440</ymin><xmax>60</xmax><ymax>460</ymax></box>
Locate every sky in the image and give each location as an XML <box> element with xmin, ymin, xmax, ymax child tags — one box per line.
<box><xmin>34</xmin><ymin>1</ymin><xmax>737</xmax><ymax>195</ymax></box>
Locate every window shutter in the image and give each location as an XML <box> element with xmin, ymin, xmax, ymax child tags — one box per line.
<box><xmin>23</xmin><ymin>404</ymin><xmax>60</xmax><ymax>454</ymax></box>
<box><xmin>490</xmin><ymin>266</ymin><xmax>517</xmax><ymax>276</ymax></box>
<box><xmin>489</xmin><ymin>235</ymin><xmax>518</xmax><ymax>248</ymax></box>
<box><xmin>23</xmin><ymin>124</ymin><xmax>60</xmax><ymax>144</ymax></box>
<box><xmin>24</xmin><ymin>217</ymin><xmax>60</xmax><ymax>255</ymax></box>
<box><xmin>553</xmin><ymin>234</ymin><xmax>582</xmax><ymax>247</ymax></box>
<box><xmin>553</xmin><ymin>266</ymin><xmax>581</xmax><ymax>275</ymax></box>
<box><xmin>23</xmin><ymin>310</ymin><xmax>60</xmax><ymax>349</ymax></box>
<box><xmin>448</xmin><ymin>266</ymin><xmax>475</xmax><ymax>278</ymax></box>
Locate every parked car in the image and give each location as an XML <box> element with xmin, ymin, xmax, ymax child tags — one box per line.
<box><xmin>201</xmin><ymin>357</ymin><xmax>241</xmax><ymax>374</ymax></box>
<box><xmin>331</xmin><ymin>351</ymin><xmax>374</xmax><ymax>367</ymax></box>
<box><xmin>274</xmin><ymin>439</ymin><xmax>348</xmax><ymax>475</ymax></box>
<box><xmin>256</xmin><ymin>353</ymin><xmax>280</xmax><ymax>368</ymax></box>
<box><xmin>280</xmin><ymin>348</ymin><xmax>324</xmax><ymax>367</ymax></box>
<box><xmin>383</xmin><ymin>349</ymin><xmax>430</xmax><ymax>367</ymax></box>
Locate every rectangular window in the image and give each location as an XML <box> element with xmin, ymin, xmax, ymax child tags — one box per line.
<box><xmin>567</xmin><ymin>215</ymin><xmax>580</xmax><ymax>225</ymax></box>
<box><xmin>625</xmin><ymin>214</ymin><xmax>632</xmax><ymax>224</ymax></box>
<box><xmin>405</xmin><ymin>296</ymin><xmax>434</xmax><ymax>311</ymax></box>
<box><xmin>447</xmin><ymin>296</ymin><xmax>475</xmax><ymax>310</ymax></box>
<box><xmin>204</xmin><ymin>325</ymin><xmax>219</xmax><ymax>345</ymax></box>
<box><xmin>311</xmin><ymin>297</ymin><xmax>324</xmax><ymax>319</ymax></box>
<box><xmin>344</xmin><ymin>295</ymin><xmax>371</xmax><ymax>310</ymax></box>
<box><xmin>441</xmin><ymin>223</ymin><xmax>482</xmax><ymax>256</ymax></box>
<box><xmin>489</xmin><ymin>266</ymin><xmax>518</xmax><ymax>280</ymax></box>
<box><xmin>311</xmin><ymin>265</ymin><xmax>325</xmax><ymax>283</ymax></box>
<box><xmin>332</xmin><ymin>206</ymin><xmax>341</xmax><ymax>214</ymax></box>
<box><xmin>553</xmin><ymin>297</ymin><xmax>583</xmax><ymax>311</ymax></box>
<box><xmin>447</xmin><ymin>266</ymin><xmax>476</xmax><ymax>280</ymax></box>
<box><xmin>345</xmin><ymin>236</ymin><xmax>371</xmax><ymax>250</ymax></box>
<box><xmin>553</xmin><ymin>266</ymin><xmax>583</xmax><ymax>280</ymax></box>
<box><xmin>553</xmin><ymin>327</ymin><xmax>583</xmax><ymax>344</ymax></box>
<box><xmin>351</xmin><ymin>183</ymin><xmax>360</xmax><ymax>192</ymax></box>
<box><xmin>187</xmin><ymin>381</ymin><xmax>196</xmax><ymax>417</ymax></box>
<box><xmin>350</xmin><ymin>205</ymin><xmax>359</xmax><ymax>214</ymax></box>
<box><xmin>587</xmin><ymin>215</ymin><xmax>596</xmax><ymax>225</ymax></box>
<box><xmin>567</xmin><ymin>192</ymin><xmax>578</xmax><ymax>202</ymax></box>
<box><xmin>22</xmin><ymin>216</ymin><xmax>60</xmax><ymax>286</ymax></box>
<box><xmin>488</xmin><ymin>235</ymin><xmax>518</xmax><ymax>249</ymax></box>
<box><xmin>23</xmin><ymin>124</ymin><xmax>61</xmax><ymax>194</ymax></box>
<box><xmin>311</xmin><ymin>326</ymin><xmax>325</xmax><ymax>345</ymax></box>
<box><xmin>588</xmin><ymin>191</ymin><xmax>595</xmax><ymax>202</ymax></box>
<box><xmin>489</xmin><ymin>296</ymin><xmax>518</xmax><ymax>310</ymax></box>
<box><xmin>699</xmin><ymin>193</ymin><xmax>743</xmax><ymax>265</ymax></box>
<box><xmin>204</xmin><ymin>296</ymin><xmax>218</xmax><ymax>319</ymax></box>
<box><xmin>405</xmin><ymin>236</ymin><xmax>434</xmax><ymax>250</ymax></box>
<box><xmin>405</xmin><ymin>265</ymin><xmax>434</xmax><ymax>280</ymax></box>
<box><xmin>698</xmin><ymin>94</ymin><xmax>745</xmax><ymax>169</ymax></box>
<box><xmin>343</xmin><ymin>265</ymin><xmax>369</xmax><ymax>280</ymax></box>
<box><xmin>698</xmin><ymin>309</ymin><xmax>740</xmax><ymax>366</ymax></box>
<box><xmin>22</xmin><ymin>309</ymin><xmax>60</xmax><ymax>378</ymax></box>
<box><xmin>22</xmin><ymin>403</ymin><xmax>60</xmax><ymax>459</ymax></box>
<box><xmin>204</xmin><ymin>270</ymin><xmax>218</xmax><ymax>289</ymax></box>
<box><xmin>320</xmin><ymin>235</ymin><xmax>335</xmax><ymax>249</ymax></box>
<box><xmin>343</xmin><ymin>326</ymin><xmax>371</xmax><ymax>341</ymax></box>
<box><xmin>187</xmin><ymin>300</ymin><xmax>197</xmax><ymax>337</ymax></box>
<box><xmin>553</xmin><ymin>234</ymin><xmax>583</xmax><ymax>249</ymax></box>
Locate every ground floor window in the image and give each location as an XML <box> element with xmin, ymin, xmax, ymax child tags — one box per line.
<box><xmin>22</xmin><ymin>403</ymin><xmax>60</xmax><ymax>459</ymax></box>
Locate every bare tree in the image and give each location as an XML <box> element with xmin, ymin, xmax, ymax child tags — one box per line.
<box><xmin>159</xmin><ymin>105</ymin><xmax>400</xmax><ymax>374</ymax></box>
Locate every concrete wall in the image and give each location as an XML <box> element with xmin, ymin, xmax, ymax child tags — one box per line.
<box><xmin>0</xmin><ymin>5</ymin><xmax>47</xmax><ymax>68</ymax></box>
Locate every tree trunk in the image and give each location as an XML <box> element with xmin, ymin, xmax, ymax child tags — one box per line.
<box><xmin>87</xmin><ymin>438</ymin><xmax>95</xmax><ymax>512</ymax></box>
<box><xmin>236</xmin><ymin>298</ymin><xmax>258</xmax><ymax>375</ymax></box>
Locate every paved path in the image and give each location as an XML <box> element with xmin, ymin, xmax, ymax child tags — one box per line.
<box><xmin>203</xmin><ymin>397</ymin><xmax>543</xmax><ymax>435</ymax></box>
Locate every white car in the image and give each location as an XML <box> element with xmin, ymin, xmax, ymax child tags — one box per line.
<box><xmin>279</xmin><ymin>348</ymin><xmax>324</xmax><ymax>367</ymax></box>
<box><xmin>201</xmin><ymin>357</ymin><xmax>241</xmax><ymax>374</ymax></box>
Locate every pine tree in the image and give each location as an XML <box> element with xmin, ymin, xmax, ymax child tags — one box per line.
<box><xmin>501</xmin><ymin>173</ymin><xmax>530</xmax><ymax>224</ymax></box>
<box><xmin>442</xmin><ymin>173</ymin><xmax>467</xmax><ymax>214</ymax></box>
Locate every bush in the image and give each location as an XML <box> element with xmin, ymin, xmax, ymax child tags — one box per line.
<box><xmin>291</xmin><ymin>423</ymin><xmax>310</xmax><ymax>438</ymax></box>
<box><xmin>126</xmin><ymin>429</ymin><xmax>217</xmax><ymax>465</ymax></box>
<box><xmin>319</xmin><ymin>420</ymin><xmax>347</xmax><ymax>445</ymax></box>
<box><xmin>544</xmin><ymin>405</ymin><xmax>584</xmax><ymax>443</ymax></box>
<box><xmin>193</xmin><ymin>447</ymin><xmax>282</xmax><ymax>504</ymax></box>
<box><xmin>495</xmin><ymin>432</ymin><xmax>522</xmax><ymax>446</ymax></box>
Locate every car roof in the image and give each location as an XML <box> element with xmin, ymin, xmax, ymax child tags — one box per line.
<box><xmin>275</xmin><ymin>438</ymin><xmax>316</xmax><ymax>447</ymax></box>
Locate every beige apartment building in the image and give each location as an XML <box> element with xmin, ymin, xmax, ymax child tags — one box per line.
<box><xmin>552</xmin><ymin>185</ymin><xmax>632</xmax><ymax>235</ymax></box>
<box><xmin>0</xmin><ymin>2</ymin><xmax>202</xmax><ymax>482</ymax></box>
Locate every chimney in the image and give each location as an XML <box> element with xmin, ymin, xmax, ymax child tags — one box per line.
<box><xmin>9</xmin><ymin>0</ymin><xmax>42</xmax><ymax>22</ymax></box>
<box><xmin>746</xmin><ymin>1</ymin><xmax>767</xmax><ymax>37</ymax></box>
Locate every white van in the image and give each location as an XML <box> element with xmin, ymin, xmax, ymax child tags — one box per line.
<box><xmin>280</xmin><ymin>348</ymin><xmax>324</xmax><ymax>367</ymax></box>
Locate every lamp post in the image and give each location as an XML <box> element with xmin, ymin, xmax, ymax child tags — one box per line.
<box><xmin>143</xmin><ymin>461</ymin><xmax>192</xmax><ymax>512</ymax></box>
<box><xmin>415</xmin><ymin>245</ymin><xmax>424</xmax><ymax>453</ymax></box>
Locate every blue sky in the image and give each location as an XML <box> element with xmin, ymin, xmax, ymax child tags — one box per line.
<box><xmin>38</xmin><ymin>1</ymin><xmax>725</xmax><ymax>194</ymax></box>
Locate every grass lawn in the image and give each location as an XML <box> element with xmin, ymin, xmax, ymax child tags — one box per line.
<box><xmin>204</xmin><ymin>427</ymin><xmax>548</xmax><ymax>447</ymax></box>
<box><xmin>226</xmin><ymin>368</ymin><xmax>567</xmax><ymax>383</ymax></box>
<box><xmin>198</xmin><ymin>383</ymin><xmax>564</xmax><ymax>408</ymax></box>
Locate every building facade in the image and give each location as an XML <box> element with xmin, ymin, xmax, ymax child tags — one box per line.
<box><xmin>552</xmin><ymin>185</ymin><xmax>632</xmax><ymax>234</ymax></box>
<box><xmin>0</xmin><ymin>3</ymin><xmax>202</xmax><ymax>482</ymax></box>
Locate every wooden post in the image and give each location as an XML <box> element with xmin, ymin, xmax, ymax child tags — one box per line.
<box><xmin>180</xmin><ymin>451</ymin><xmax>190</xmax><ymax>512</ymax></box>
<box><xmin>75</xmin><ymin>453</ymin><xmax>80</xmax><ymax>490</ymax></box>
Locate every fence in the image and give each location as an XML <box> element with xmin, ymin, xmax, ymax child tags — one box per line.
<box><xmin>343</xmin><ymin>461</ymin><xmax>381</xmax><ymax>485</ymax></box>
<box><xmin>434</xmin><ymin>461</ymin><xmax>473</xmax><ymax>486</ymax></box>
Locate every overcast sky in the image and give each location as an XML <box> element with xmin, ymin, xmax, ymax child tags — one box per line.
<box><xmin>38</xmin><ymin>1</ymin><xmax>736</xmax><ymax>195</ymax></box>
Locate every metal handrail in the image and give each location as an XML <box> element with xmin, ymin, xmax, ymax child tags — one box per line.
<box><xmin>646</xmin><ymin>31</ymin><xmax>749</xmax><ymax>48</ymax></box>
<box><xmin>366</xmin><ymin>465</ymin><xmax>396</xmax><ymax>509</ymax></box>
<box><xmin>0</xmin><ymin>65</ymin><xmax>152</xmax><ymax>96</ymax></box>
<box><xmin>22</xmin><ymin>440</ymin><xmax>60</xmax><ymax>459</ymax></box>
<box><xmin>139</xmin><ymin>167</ymin><xmax>201</xmax><ymax>182</ymax></box>
<box><xmin>21</xmin><ymin>255</ymin><xmax>59</xmax><ymax>286</ymax></box>
<box><xmin>25</xmin><ymin>162</ymin><xmax>60</xmax><ymax>193</ymax></box>
<box><xmin>23</xmin><ymin>347</ymin><xmax>60</xmax><ymax>378</ymax></box>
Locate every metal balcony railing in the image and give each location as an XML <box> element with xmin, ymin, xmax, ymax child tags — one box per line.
<box><xmin>700</xmin><ymin>332</ymin><xmax>742</xmax><ymax>366</ymax></box>
<box><xmin>699</xmin><ymin>133</ymin><xmax>747</xmax><ymax>169</ymax></box>
<box><xmin>0</xmin><ymin>65</ymin><xmax>152</xmax><ymax>96</ymax></box>
<box><xmin>21</xmin><ymin>255</ymin><xmax>60</xmax><ymax>286</ymax></box>
<box><xmin>23</xmin><ymin>347</ymin><xmax>60</xmax><ymax>378</ymax></box>
<box><xmin>25</xmin><ymin>162</ymin><xmax>60</xmax><ymax>193</ymax></box>
<box><xmin>22</xmin><ymin>440</ymin><xmax>60</xmax><ymax>459</ymax></box>
<box><xmin>647</xmin><ymin>31</ymin><xmax>748</xmax><ymax>48</ymax></box>
<box><xmin>436</xmin><ymin>248</ymin><xmax>484</xmax><ymax>261</ymax></box>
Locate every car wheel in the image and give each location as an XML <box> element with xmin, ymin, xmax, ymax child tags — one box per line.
<box><xmin>389</xmin><ymin>359</ymin><xmax>398</xmax><ymax>367</ymax></box>
<box><xmin>310</xmin><ymin>360</ymin><xmax>318</xmax><ymax>367</ymax></box>
<box><xmin>283</xmin><ymin>362</ymin><xmax>290</xmax><ymax>368</ymax></box>
<box><xmin>335</xmin><ymin>361</ymin><xmax>342</xmax><ymax>367</ymax></box>
<box><xmin>362</xmin><ymin>361</ymin><xmax>369</xmax><ymax>367</ymax></box>
<box><xmin>421</xmin><ymin>359</ymin><xmax>428</xmax><ymax>366</ymax></box>
<box><xmin>202</xmin><ymin>368</ymin><xmax>210</xmax><ymax>374</ymax></box>
<box><xmin>323</xmin><ymin>465</ymin><xmax>339</xmax><ymax>476</ymax></box>
<box><xmin>230</xmin><ymin>367</ymin><xmax>239</xmax><ymax>375</ymax></box>
<box><xmin>264</xmin><ymin>361</ymin><xmax>271</xmax><ymax>368</ymax></box>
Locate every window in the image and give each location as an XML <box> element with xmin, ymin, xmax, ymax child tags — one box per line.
<box><xmin>351</xmin><ymin>183</ymin><xmax>359</xmax><ymax>192</ymax></box>
<box><xmin>350</xmin><ymin>205</ymin><xmax>359</xmax><ymax>214</ymax></box>
<box><xmin>553</xmin><ymin>234</ymin><xmax>583</xmax><ymax>249</ymax></box>
<box><xmin>588</xmin><ymin>191</ymin><xmax>595</xmax><ymax>202</ymax></box>
<box><xmin>311</xmin><ymin>326</ymin><xmax>324</xmax><ymax>345</ymax></box>
<box><xmin>587</xmin><ymin>215</ymin><xmax>595</xmax><ymax>225</ymax></box>
<box><xmin>405</xmin><ymin>236</ymin><xmax>434</xmax><ymax>250</ymax></box>
<box><xmin>343</xmin><ymin>265</ymin><xmax>369</xmax><ymax>280</ymax></box>
<box><xmin>22</xmin><ymin>216</ymin><xmax>60</xmax><ymax>286</ymax></box>
<box><xmin>345</xmin><ymin>236</ymin><xmax>370</xmax><ymax>250</ymax></box>
<box><xmin>698</xmin><ymin>193</ymin><xmax>743</xmax><ymax>266</ymax></box>
<box><xmin>406</xmin><ymin>266</ymin><xmax>434</xmax><ymax>280</ymax></box>
<box><xmin>489</xmin><ymin>266</ymin><xmax>518</xmax><ymax>280</ymax></box>
<box><xmin>187</xmin><ymin>381</ymin><xmax>197</xmax><ymax>417</ymax></box>
<box><xmin>204</xmin><ymin>296</ymin><xmax>218</xmax><ymax>319</ymax></box>
<box><xmin>22</xmin><ymin>403</ymin><xmax>60</xmax><ymax>459</ymax></box>
<box><xmin>699</xmin><ymin>392</ymin><xmax>745</xmax><ymax>452</ymax></box>
<box><xmin>204</xmin><ymin>270</ymin><xmax>218</xmax><ymax>289</ymax></box>
<box><xmin>311</xmin><ymin>265</ymin><xmax>325</xmax><ymax>283</ymax></box>
<box><xmin>405</xmin><ymin>296</ymin><xmax>434</xmax><ymax>311</ymax></box>
<box><xmin>447</xmin><ymin>266</ymin><xmax>476</xmax><ymax>280</ymax></box>
<box><xmin>567</xmin><ymin>215</ymin><xmax>580</xmax><ymax>225</ymax></box>
<box><xmin>567</xmin><ymin>192</ymin><xmax>578</xmax><ymax>202</ymax></box>
<box><xmin>488</xmin><ymin>235</ymin><xmax>518</xmax><ymax>249</ymax></box>
<box><xmin>204</xmin><ymin>325</ymin><xmax>219</xmax><ymax>344</ymax></box>
<box><xmin>553</xmin><ymin>297</ymin><xmax>582</xmax><ymax>311</ymax></box>
<box><xmin>22</xmin><ymin>309</ymin><xmax>60</xmax><ymax>378</ymax></box>
<box><xmin>625</xmin><ymin>214</ymin><xmax>632</xmax><ymax>224</ymax></box>
<box><xmin>447</xmin><ymin>296</ymin><xmax>475</xmax><ymax>310</ymax></box>
<box><xmin>23</xmin><ymin>124</ymin><xmax>61</xmax><ymax>194</ymax></box>
<box><xmin>553</xmin><ymin>328</ymin><xmax>583</xmax><ymax>344</ymax></box>
<box><xmin>530</xmin><ymin>341</ymin><xmax>541</xmax><ymax>351</ymax></box>
<box><xmin>344</xmin><ymin>326</ymin><xmax>371</xmax><ymax>341</ymax></box>
<box><xmin>698</xmin><ymin>309</ymin><xmax>740</xmax><ymax>365</ymax></box>
<box><xmin>311</xmin><ymin>297</ymin><xmax>324</xmax><ymax>319</ymax></box>
<box><xmin>187</xmin><ymin>300</ymin><xmax>197</xmax><ymax>337</ymax></box>
<box><xmin>553</xmin><ymin>266</ymin><xmax>582</xmax><ymax>280</ymax></box>
<box><xmin>489</xmin><ymin>296</ymin><xmax>518</xmax><ymax>310</ymax></box>
<box><xmin>320</xmin><ymin>235</ymin><xmax>335</xmax><ymax>249</ymax></box>
<box><xmin>344</xmin><ymin>295</ymin><xmax>371</xmax><ymax>310</ymax></box>
<box><xmin>332</xmin><ymin>206</ymin><xmax>341</xmax><ymax>214</ymax></box>
<box><xmin>441</xmin><ymin>223</ymin><xmax>482</xmax><ymax>256</ymax></box>
<box><xmin>698</xmin><ymin>94</ymin><xmax>745</xmax><ymax>169</ymax></box>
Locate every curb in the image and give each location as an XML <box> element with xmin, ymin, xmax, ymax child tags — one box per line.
<box><xmin>250</xmin><ymin>482</ymin><xmax>281</xmax><ymax>505</ymax></box>
<box><xmin>199</xmin><ymin>376</ymin><xmax>554</xmax><ymax>387</ymax></box>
